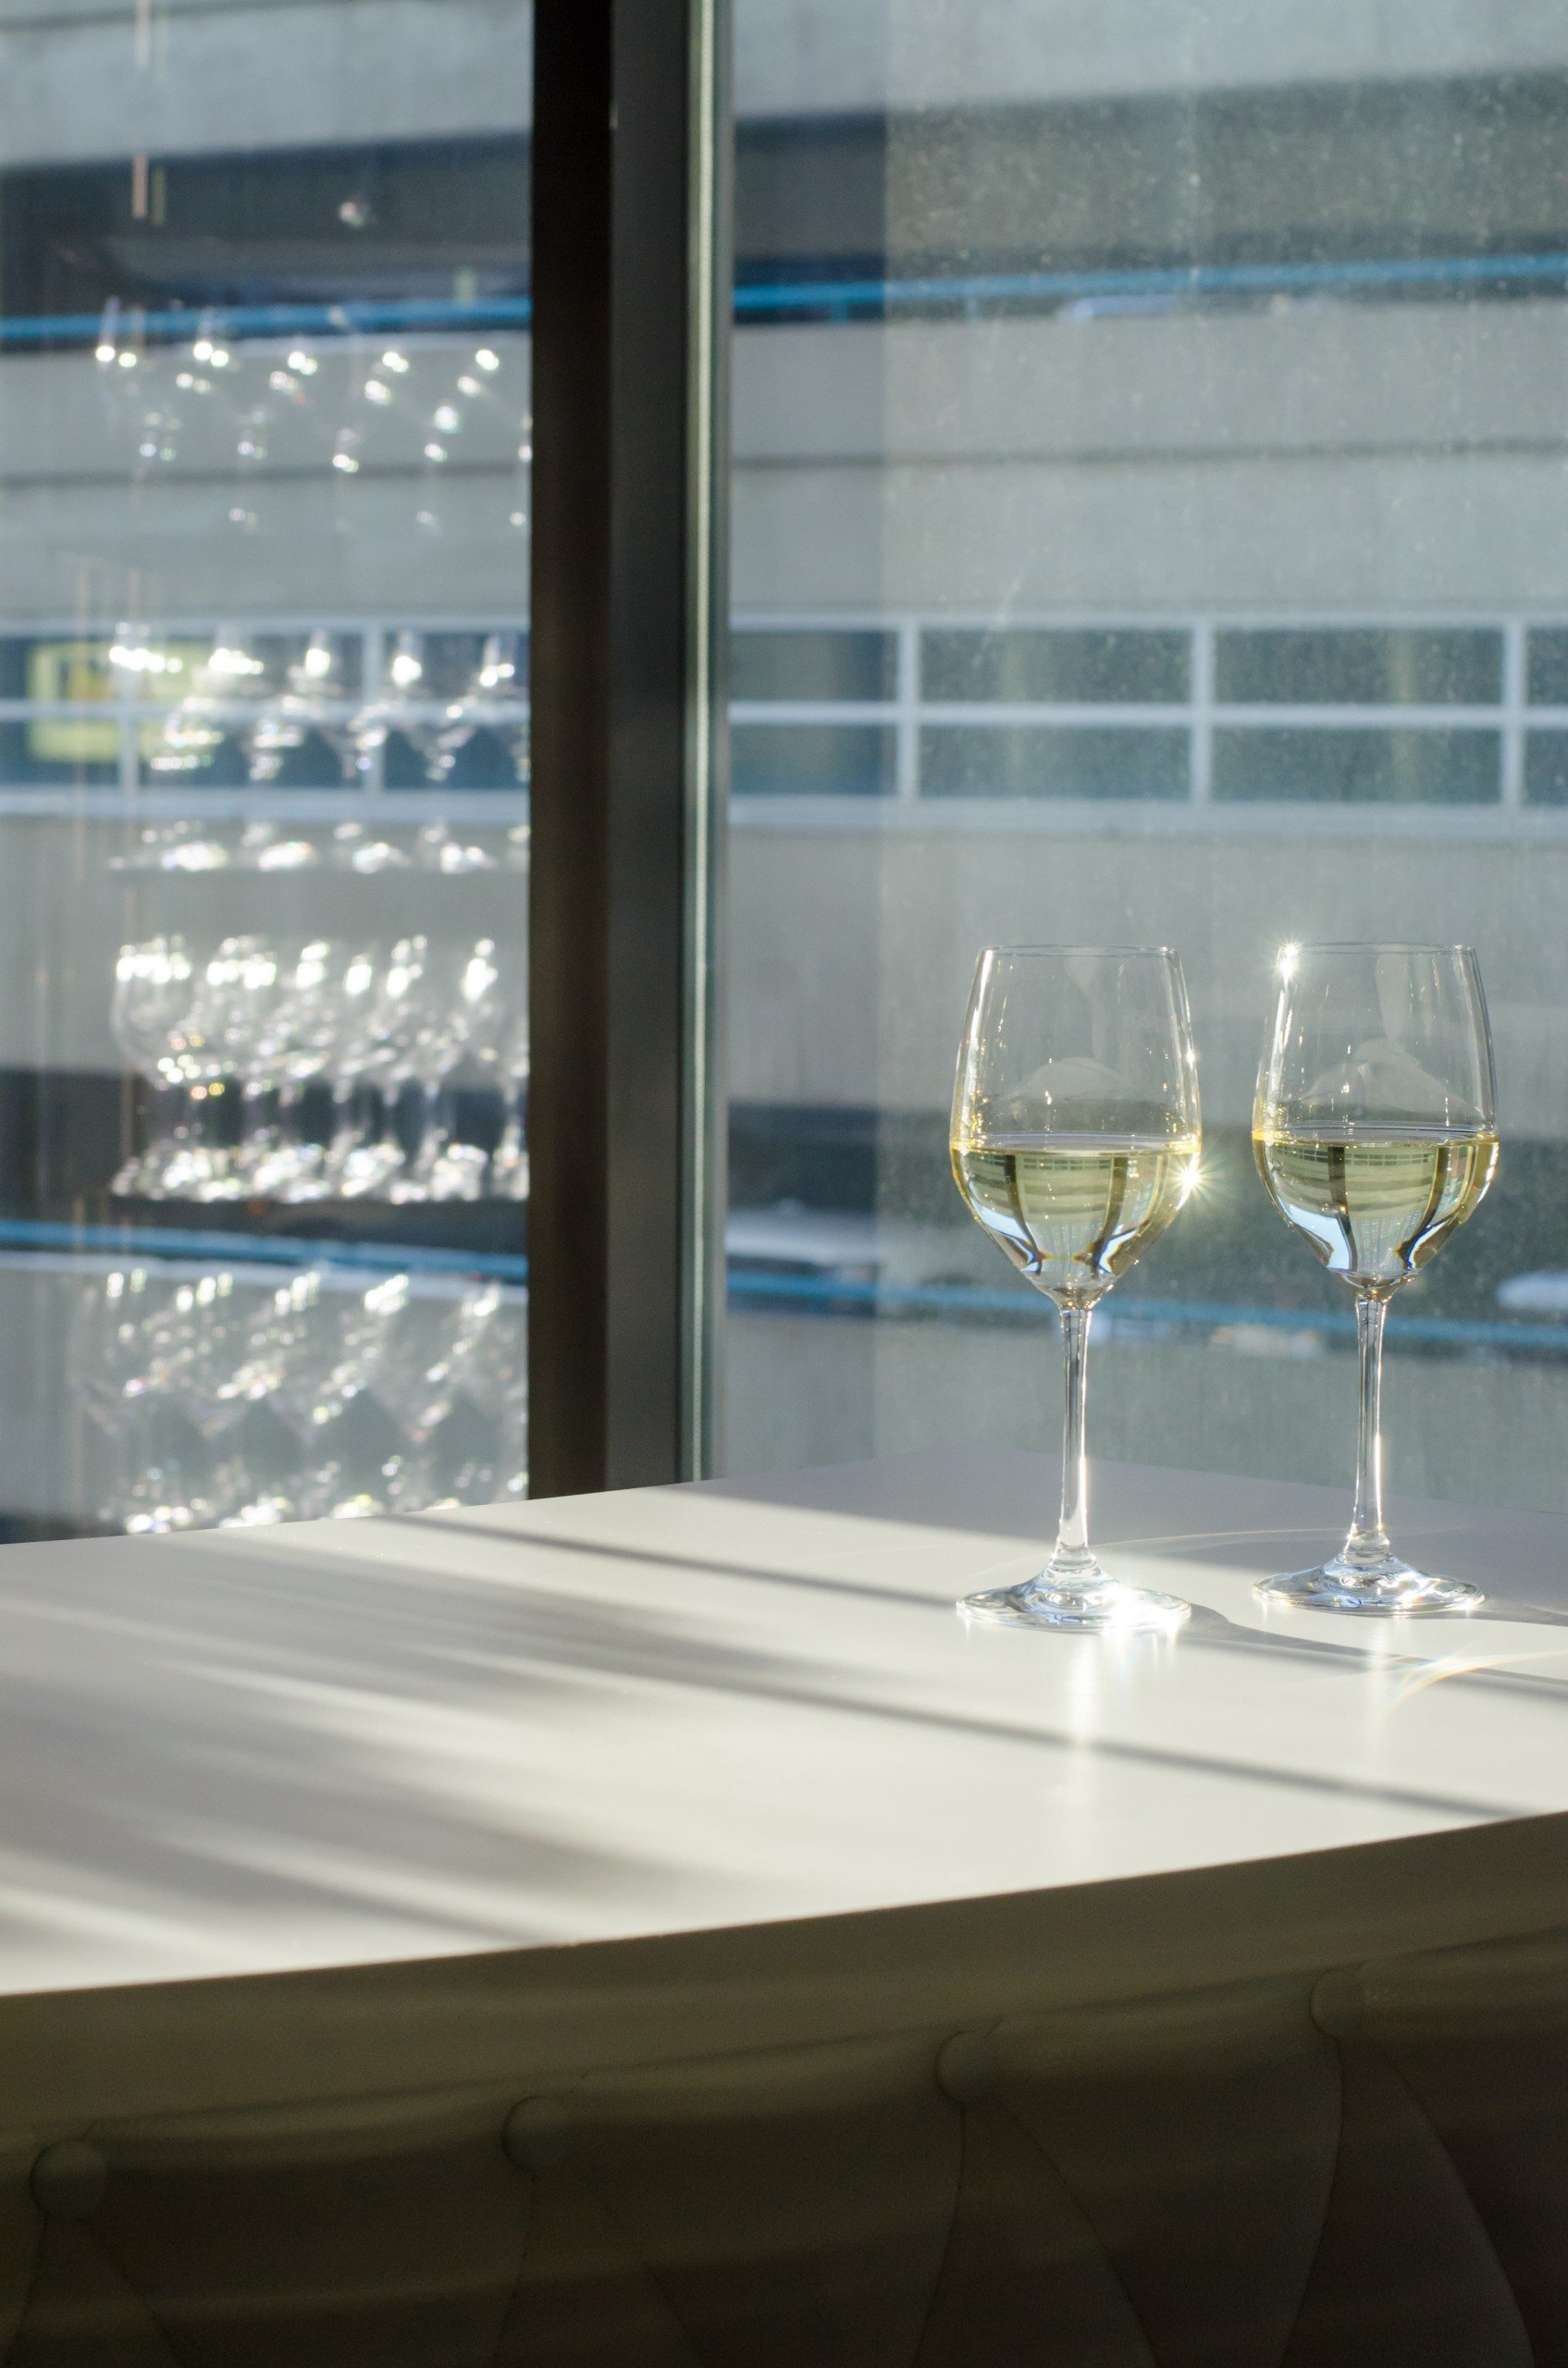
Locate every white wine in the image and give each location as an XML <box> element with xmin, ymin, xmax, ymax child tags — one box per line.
<box><xmin>952</xmin><ymin>1132</ymin><xmax>1201</xmax><ymax>1305</ymax></box>
<box><xmin>1253</xmin><ymin>1125</ymin><xmax>1499</xmax><ymax>1291</ymax></box>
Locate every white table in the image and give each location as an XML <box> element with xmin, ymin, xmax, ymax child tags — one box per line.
<box><xmin>0</xmin><ymin>1446</ymin><xmax>1558</xmax><ymax>2116</ymax></box>
<box><xmin>0</xmin><ymin>1450</ymin><xmax>1562</xmax><ymax>2363</ymax></box>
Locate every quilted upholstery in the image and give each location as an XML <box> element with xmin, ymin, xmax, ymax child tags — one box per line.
<box><xmin>1</xmin><ymin>1927</ymin><xmax>1562</xmax><ymax>2364</ymax></box>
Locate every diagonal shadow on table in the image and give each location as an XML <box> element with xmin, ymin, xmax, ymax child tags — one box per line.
<box><xmin>683</xmin><ymin>1449</ymin><xmax>1568</xmax><ymax>1634</ymax></box>
<box><xmin>0</xmin><ymin>1506</ymin><xmax>1533</xmax><ymax>1980</ymax></box>
<box><xmin>417</xmin><ymin>1507</ymin><xmax>1568</xmax><ymax>1698</ymax></box>
<box><xmin>389</xmin><ymin>1515</ymin><xmax>1521</xmax><ymax>1823</ymax></box>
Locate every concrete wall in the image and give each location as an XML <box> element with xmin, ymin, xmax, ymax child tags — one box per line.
<box><xmin>0</xmin><ymin>337</ymin><xmax>529</xmax><ymax>623</ymax></box>
<box><xmin>728</xmin><ymin>820</ymin><xmax>1568</xmax><ymax>1136</ymax></box>
<box><xmin>0</xmin><ymin>1</ymin><xmax>531</xmax><ymax>166</ymax></box>
<box><xmin>6</xmin><ymin>292</ymin><xmax>1565</xmax><ymax>619</ymax></box>
<box><xmin>736</xmin><ymin>0</ymin><xmax>1568</xmax><ymax>117</ymax></box>
<box><xmin>3</xmin><ymin>295</ymin><xmax>1567</xmax><ymax>1120</ymax></box>
<box><xmin>732</xmin><ymin>303</ymin><xmax>1568</xmax><ymax>615</ymax></box>
<box><xmin>726</xmin><ymin>1309</ymin><xmax>1568</xmax><ymax>1519</ymax></box>
<box><xmin>7</xmin><ymin>0</ymin><xmax>1559</xmax><ymax>171</ymax></box>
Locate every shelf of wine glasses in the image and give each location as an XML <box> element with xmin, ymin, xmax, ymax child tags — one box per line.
<box><xmin>104</xmin><ymin>815</ymin><xmax>529</xmax><ymax>873</ymax></box>
<box><xmin>110</xmin><ymin>918</ymin><xmax>529</xmax><ymax>1215</ymax></box>
<box><xmin>4</xmin><ymin>616</ymin><xmax>531</xmax><ymax>809</ymax></box>
<box><xmin>4</xmin><ymin>1222</ymin><xmax>526</xmax><ymax>1537</ymax></box>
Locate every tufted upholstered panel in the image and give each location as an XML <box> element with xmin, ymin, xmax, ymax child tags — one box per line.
<box><xmin>2</xmin><ymin>1927</ymin><xmax>1563</xmax><ymax>2365</ymax></box>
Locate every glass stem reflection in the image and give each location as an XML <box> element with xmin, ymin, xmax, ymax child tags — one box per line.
<box><xmin>1344</xmin><ymin>1292</ymin><xmax>1392</xmax><ymax>1571</ymax></box>
<box><xmin>1051</xmin><ymin>1301</ymin><xmax>1101</xmax><ymax>1585</ymax></box>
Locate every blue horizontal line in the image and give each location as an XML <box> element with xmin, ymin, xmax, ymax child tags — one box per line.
<box><xmin>724</xmin><ymin>1267</ymin><xmax>1568</xmax><ymax>1351</ymax></box>
<box><xmin>4</xmin><ymin>251</ymin><xmax>1566</xmax><ymax>352</ymax></box>
<box><xmin>0</xmin><ymin>1219</ymin><xmax>1559</xmax><ymax>1354</ymax></box>
<box><xmin>0</xmin><ymin>295</ymin><xmax>532</xmax><ymax>350</ymax></box>
<box><xmin>735</xmin><ymin>250</ymin><xmax>1568</xmax><ymax>318</ymax></box>
<box><xmin>0</xmin><ymin>1219</ymin><xmax>529</xmax><ymax>1283</ymax></box>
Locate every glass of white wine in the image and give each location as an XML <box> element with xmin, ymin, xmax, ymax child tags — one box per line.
<box><xmin>952</xmin><ymin>944</ymin><xmax>1202</xmax><ymax>1631</ymax></box>
<box><xmin>1253</xmin><ymin>943</ymin><xmax>1499</xmax><ymax>1616</ymax></box>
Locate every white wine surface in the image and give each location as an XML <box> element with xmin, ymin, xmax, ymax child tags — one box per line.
<box><xmin>952</xmin><ymin>1132</ymin><xmax>1201</xmax><ymax>1305</ymax></box>
<box><xmin>1253</xmin><ymin>1125</ymin><xmax>1498</xmax><ymax>1291</ymax></box>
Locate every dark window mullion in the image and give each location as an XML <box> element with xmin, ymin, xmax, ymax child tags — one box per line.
<box><xmin>527</xmin><ymin>0</ymin><xmax>729</xmax><ymax>1495</ymax></box>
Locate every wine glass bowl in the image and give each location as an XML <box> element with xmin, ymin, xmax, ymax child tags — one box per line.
<box><xmin>1253</xmin><ymin>943</ymin><xmax>1498</xmax><ymax>1615</ymax></box>
<box><xmin>951</xmin><ymin>944</ymin><xmax>1201</xmax><ymax>1633</ymax></box>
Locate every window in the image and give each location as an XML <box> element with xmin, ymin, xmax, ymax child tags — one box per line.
<box><xmin>924</xmin><ymin>628</ymin><xmax>1190</xmax><ymax>707</ymax></box>
<box><xmin>722</xmin><ymin>3</ymin><xmax>1568</xmax><ymax>1517</ymax></box>
<box><xmin>920</xmin><ymin>726</ymin><xmax>1190</xmax><ymax>801</ymax></box>
<box><xmin>0</xmin><ymin>1</ymin><xmax>530</xmax><ymax>1540</ymax></box>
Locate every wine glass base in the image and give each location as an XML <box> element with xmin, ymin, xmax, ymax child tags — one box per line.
<box><xmin>961</xmin><ymin>1575</ymin><xmax>1191</xmax><ymax>1634</ymax></box>
<box><xmin>1255</xmin><ymin>1560</ymin><xmax>1483</xmax><ymax>1617</ymax></box>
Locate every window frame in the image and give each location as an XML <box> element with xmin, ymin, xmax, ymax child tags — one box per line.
<box><xmin>526</xmin><ymin>0</ymin><xmax>731</xmax><ymax>1494</ymax></box>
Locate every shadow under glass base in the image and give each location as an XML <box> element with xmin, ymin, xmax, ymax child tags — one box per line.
<box><xmin>1255</xmin><ymin>1556</ymin><xmax>1483</xmax><ymax>1618</ymax></box>
<box><xmin>961</xmin><ymin>1572</ymin><xmax>1191</xmax><ymax>1634</ymax></box>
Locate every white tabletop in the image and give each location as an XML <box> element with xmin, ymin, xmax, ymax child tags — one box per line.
<box><xmin>0</xmin><ymin>1446</ymin><xmax>1562</xmax><ymax>2008</ymax></box>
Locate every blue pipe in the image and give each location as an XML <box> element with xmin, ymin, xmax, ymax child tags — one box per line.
<box><xmin>0</xmin><ymin>1218</ymin><xmax>529</xmax><ymax>1284</ymax></box>
<box><xmin>735</xmin><ymin>250</ymin><xmax>1568</xmax><ymax>319</ymax></box>
<box><xmin>4</xmin><ymin>252</ymin><xmax>1567</xmax><ymax>350</ymax></box>
<box><xmin>3</xmin><ymin>1217</ymin><xmax>1560</xmax><ymax>1352</ymax></box>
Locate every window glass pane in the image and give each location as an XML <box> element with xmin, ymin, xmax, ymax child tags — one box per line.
<box><xmin>923</xmin><ymin>627</ymin><xmax>1189</xmax><ymax>704</ymax></box>
<box><xmin>734</xmin><ymin>722</ymin><xmax>895</xmax><ymax>796</ymax></box>
<box><xmin>733</xmin><ymin>629</ymin><xmax>895</xmax><ymax>700</ymax></box>
<box><xmin>0</xmin><ymin>3</ymin><xmax>531</xmax><ymax>1543</ymax></box>
<box><xmin>1524</xmin><ymin>733</ymin><xmax>1568</xmax><ymax>804</ymax></box>
<box><xmin>1212</xmin><ymin>728</ymin><xmax>1500</xmax><ymax>804</ymax></box>
<box><xmin>921</xmin><ymin>725</ymin><xmax>1189</xmax><ymax>799</ymax></box>
<box><xmin>724</xmin><ymin>1</ymin><xmax>1568</xmax><ymax>1523</ymax></box>
<box><xmin>1215</xmin><ymin>627</ymin><xmax>1501</xmax><ymax>705</ymax></box>
<box><xmin>1526</xmin><ymin>629</ymin><xmax>1568</xmax><ymax>706</ymax></box>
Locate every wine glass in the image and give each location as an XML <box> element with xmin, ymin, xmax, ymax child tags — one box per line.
<box><xmin>249</xmin><ymin>632</ymin><xmax>360</xmax><ymax>786</ymax></box>
<box><xmin>177</xmin><ymin>936</ymin><xmax>279</xmax><ymax>1200</ymax></box>
<box><xmin>473</xmin><ymin>952</ymin><xmax>528</xmax><ymax>1199</ymax></box>
<box><xmin>446</xmin><ymin>1283</ymin><xmax>527</xmax><ymax>1498</ymax></box>
<box><xmin>337</xmin><ymin>937</ymin><xmax>431</xmax><ymax>1198</ymax></box>
<box><xmin>292</xmin><ymin>943</ymin><xmax>384</xmax><ymax>1198</ymax></box>
<box><xmin>109</xmin><ymin>937</ymin><xmax>199</xmax><ymax>1196</ymax></box>
<box><xmin>387</xmin><ymin>938</ymin><xmax>504</xmax><ymax>1202</ymax></box>
<box><xmin>951</xmin><ymin>945</ymin><xmax>1202</xmax><ymax>1632</ymax></box>
<box><xmin>69</xmin><ymin>1266</ymin><xmax>170</xmax><ymax>1524</ymax></box>
<box><xmin>1253</xmin><ymin>943</ymin><xmax>1499</xmax><ymax>1615</ymax></box>
<box><xmin>246</xmin><ymin>940</ymin><xmax>345</xmax><ymax>1200</ymax></box>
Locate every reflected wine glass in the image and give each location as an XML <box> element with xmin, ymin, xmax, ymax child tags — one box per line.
<box><xmin>180</xmin><ymin>936</ymin><xmax>280</xmax><ymax>1201</ymax></box>
<box><xmin>464</xmin><ymin>938</ymin><xmax>527</xmax><ymax>1201</ymax></box>
<box><xmin>247</xmin><ymin>940</ymin><xmax>342</xmax><ymax>1200</ymax></box>
<box><xmin>338</xmin><ymin>936</ymin><xmax>430</xmax><ymax>1197</ymax></box>
<box><xmin>487</xmin><ymin>1001</ymin><xmax>529</xmax><ymax>1200</ymax></box>
<box><xmin>360</xmin><ymin>630</ymin><xmax>451</xmax><ymax>785</ymax></box>
<box><xmin>247</xmin><ymin>631</ymin><xmax>360</xmax><ymax>786</ymax></box>
<box><xmin>168</xmin><ymin>1271</ymin><xmax>257</xmax><ymax>1523</ymax></box>
<box><xmin>297</xmin><ymin>944</ymin><xmax>385</xmax><ymax>1196</ymax></box>
<box><xmin>69</xmin><ymin>1267</ymin><xmax>169</xmax><ymax>1523</ymax></box>
<box><xmin>951</xmin><ymin>945</ymin><xmax>1202</xmax><ymax>1633</ymax></box>
<box><xmin>110</xmin><ymin>938</ymin><xmax>201</xmax><ymax>1196</ymax></box>
<box><xmin>1253</xmin><ymin>943</ymin><xmax>1499</xmax><ymax>1615</ymax></box>
<box><xmin>447</xmin><ymin>1283</ymin><xmax>527</xmax><ymax>1498</ymax></box>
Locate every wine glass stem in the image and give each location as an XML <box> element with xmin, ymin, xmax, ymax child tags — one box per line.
<box><xmin>1051</xmin><ymin>1301</ymin><xmax>1099</xmax><ymax>1583</ymax></box>
<box><xmin>1346</xmin><ymin>1292</ymin><xmax>1392</xmax><ymax>1569</ymax></box>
